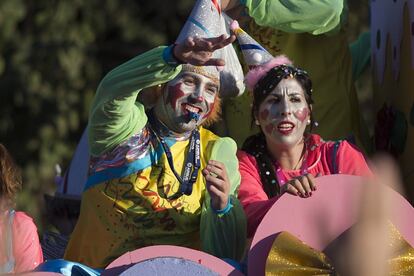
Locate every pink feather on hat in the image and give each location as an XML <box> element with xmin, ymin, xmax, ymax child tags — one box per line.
<box><xmin>245</xmin><ymin>55</ymin><xmax>293</xmax><ymax>91</ymax></box>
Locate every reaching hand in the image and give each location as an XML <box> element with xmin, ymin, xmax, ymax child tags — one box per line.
<box><xmin>202</xmin><ymin>160</ymin><xmax>230</xmax><ymax>210</ymax></box>
<box><xmin>173</xmin><ymin>34</ymin><xmax>236</xmax><ymax>66</ymax></box>
<box><xmin>281</xmin><ymin>173</ymin><xmax>318</xmax><ymax>197</ymax></box>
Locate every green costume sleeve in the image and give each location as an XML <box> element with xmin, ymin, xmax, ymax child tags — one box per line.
<box><xmin>241</xmin><ymin>0</ymin><xmax>344</xmax><ymax>34</ymax></box>
<box><xmin>350</xmin><ymin>31</ymin><xmax>371</xmax><ymax>81</ymax></box>
<box><xmin>88</xmin><ymin>46</ymin><xmax>182</xmax><ymax>156</ymax></box>
<box><xmin>200</xmin><ymin>137</ymin><xmax>247</xmax><ymax>261</ymax></box>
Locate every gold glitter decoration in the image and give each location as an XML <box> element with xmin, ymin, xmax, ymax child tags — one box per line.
<box><xmin>387</xmin><ymin>222</ymin><xmax>414</xmax><ymax>275</ymax></box>
<box><xmin>181</xmin><ymin>64</ymin><xmax>220</xmax><ymax>86</ymax></box>
<box><xmin>265</xmin><ymin>232</ymin><xmax>335</xmax><ymax>276</ymax></box>
<box><xmin>265</xmin><ymin>225</ymin><xmax>414</xmax><ymax>276</ymax></box>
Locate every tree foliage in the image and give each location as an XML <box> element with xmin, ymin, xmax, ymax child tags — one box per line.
<box><xmin>0</xmin><ymin>0</ymin><xmax>193</xmax><ymax>228</ymax></box>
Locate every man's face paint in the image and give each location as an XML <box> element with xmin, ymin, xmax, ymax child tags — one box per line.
<box><xmin>155</xmin><ymin>70</ymin><xmax>218</xmax><ymax>133</ymax></box>
<box><xmin>257</xmin><ymin>78</ymin><xmax>310</xmax><ymax>149</ymax></box>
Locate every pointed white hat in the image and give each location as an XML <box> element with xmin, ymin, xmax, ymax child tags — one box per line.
<box><xmin>230</xmin><ymin>20</ymin><xmax>273</xmax><ymax>67</ymax></box>
<box><xmin>176</xmin><ymin>0</ymin><xmax>245</xmax><ymax>97</ymax></box>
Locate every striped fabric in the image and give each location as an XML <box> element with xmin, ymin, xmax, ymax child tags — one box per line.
<box><xmin>42</xmin><ymin>231</ymin><xmax>69</xmax><ymax>260</ymax></box>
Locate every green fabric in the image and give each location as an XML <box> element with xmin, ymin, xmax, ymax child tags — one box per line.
<box><xmin>88</xmin><ymin>46</ymin><xmax>182</xmax><ymax>156</ymax></box>
<box><xmin>349</xmin><ymin>31</ymin><xmax>371</xmax><ymax>81</ymax></box>
<box><xmin>243</xmin><ymin>0</ymin><xmax>344</xmax><ymax>35</ymax></box>
<box><xmin>201</xmin><ymin>137</ymin><xmax>247</xmax><ymax>261</ymax></box>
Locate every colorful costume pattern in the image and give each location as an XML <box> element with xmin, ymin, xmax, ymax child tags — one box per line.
<box><xmin>64</xmin><ymin>47</ymin><xmax>246</xmax><ymax>268</ymax></box>
<box><xmin>237</xmin><ymin>134</ymin><xmax>371</xmax><ymax>237</ymax></box>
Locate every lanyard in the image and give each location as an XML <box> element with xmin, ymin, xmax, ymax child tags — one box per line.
<box><xmin>148</xmin><ymin>115</ymin><xmax>200</xmax><ymax>199</ymax></box>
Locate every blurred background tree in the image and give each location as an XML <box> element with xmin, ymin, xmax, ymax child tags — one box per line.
<box><xmin>0</xmin><ymin>0</ymin><xmax>370</xmax><ymax>232</ymax></box>
<box><xmin>0</xmin><ymin>0</ymin><xmax>194</xmax><ymax>230</ymax></box>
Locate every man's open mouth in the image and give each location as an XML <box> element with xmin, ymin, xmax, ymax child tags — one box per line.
<box><xmin>182</xmin><ymin>103</ymin><xmax>202</xmax><ymax>114</ymax></box>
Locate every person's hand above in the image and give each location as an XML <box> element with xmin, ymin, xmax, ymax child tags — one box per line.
<box><xmin>202</xmin><ymin>160</ymin><xmax>231</xmax><ymax>210</ymax></box>
<box><xmin>221</xmin><ymin>0</ymin><xmax>241</xmax><ymax>11</ymax></box>
<box><xmin>281</xmin><ymin>173</ymin><xmax>318</xmax><ymax>197</ymax></box>
<box><xmin>173</xmin><ymin>34</ymin><xmax>236</xmax><ymax>66</ymax></box>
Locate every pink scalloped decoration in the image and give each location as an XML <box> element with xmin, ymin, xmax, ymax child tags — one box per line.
<box><xmin>248</xmin><ymin>174</ymin><xmax>414</xmax><ymax>275</ymax></box>
<box><xmin>245</xmin><ymin>55</ymin><xmax>293</xmax><ymax>91</ymax></box>
<box><xmin>104</xmin><ymin>245</ymin><xmax>244</xmax><ymax>276</ymax></box>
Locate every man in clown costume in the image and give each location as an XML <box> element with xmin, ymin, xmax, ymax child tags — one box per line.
<box><xmin>221</xmin><ymin>0</ymin><xmax>371</xmax><ymax>152</ymax></box>
<box><xmin>64</xmin><ymin>0</ymin><xmax>246</xmax><ymax>268</ymax></box>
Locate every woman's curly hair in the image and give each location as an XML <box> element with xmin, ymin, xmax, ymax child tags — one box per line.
<box><xmin>0</xmin><ymin>144</ymin><xmax>22</xmax><ymax>211</ymax></box>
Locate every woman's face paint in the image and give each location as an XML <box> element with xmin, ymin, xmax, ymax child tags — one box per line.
<box><xmin>154</xmin><ymin>70</ymin><xmax>218</xmax><ymax>133</ymax></box>
<box><xmin>257</xmin><ymin>78</ymin><xmax>310</xmax><ymax>149</ymax></box>
<box><xmin>260</xmin><ymin>109</ymin><xmax>269</xmax><ymax>121</ymax></box>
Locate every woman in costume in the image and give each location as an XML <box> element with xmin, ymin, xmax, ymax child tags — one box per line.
<box><xmin>64</xmin><ymin>0</ymin><xmax>246</xmax><ymax>268</ymax></box>
<box><xmin>0</xmin><ymin>144</ymin><xmax>43</xmax><ymax>273</ymax></box>
<box><xmin>220</xmin><ymin>0</ymin><xmax>371</xmax><ymax>153</ymax></box>
<box><xmin>237</xmin><ymin>56</ymin><xmax>372</xmax><ymax>237</ymax></box>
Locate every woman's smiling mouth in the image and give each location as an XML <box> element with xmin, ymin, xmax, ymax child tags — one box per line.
<box><xmin>277</xmin><ymin>121</ymin><xmax>295</xmax><ymax>135</ymax></box>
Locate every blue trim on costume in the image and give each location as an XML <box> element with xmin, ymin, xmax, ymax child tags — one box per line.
<box><xmin>189</xmin><ymin>18</ymin><xmax>211</xmax><ymax>37</ymax></box>
<box><xmin>240</xmin><ymin>44</ymin><xmax>266</xmax><ymax>51</ymax></box>
<box><xmin>162</xmin><ymin>45</ymin><xmax>180</xmax><ymax>66</ymax></box>
<box><xmin>211</xmin><ymin>197</ymin><xmax>233</xmax><ymax>215</ymax></box>
<box><xmin>222</xmin><ymin>258</ymin><xmax>244</xmax><ymax>273</ymax></box>
<box><xmin>35</xmin><ymin>259</ymin><xmax>102</xmax><ymax>276</ymax></box>
<box><xmin>84</xmin><ymin>138</ymin><xmax>176</xmax><ymax>191</ymax></box>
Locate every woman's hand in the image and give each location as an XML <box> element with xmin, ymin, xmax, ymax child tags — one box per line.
<box><xmin>281</xmin><ymin>173</ymin><xmax>318</xmax><ymax>197</ymax></box>
<box><xmin>202</xmin><ymin>160</ymin><xmax>230</xmax><ymax>210</ymax></box>
<box><xmin>173</xmin><ymin>34</ymin><xmax>236</xmax><ymax>66</ymax></box>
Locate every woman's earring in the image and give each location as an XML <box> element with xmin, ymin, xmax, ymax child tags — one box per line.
<box><xmin>313</xmin><ymin>121</ymin><xmax>319</xmax><ymax>127</ymax></box>
<box><xmin>255</xmin><ymin>119</ymin><xmax>260</xmax><ymax>126</ymax></box>
<box><xmin>307</xmin><ymin>119</ymin><xmax>311</xmax><ymax>125</ymax></box>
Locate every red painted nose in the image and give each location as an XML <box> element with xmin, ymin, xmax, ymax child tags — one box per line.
<box><xmin>190</xmin><ymin>96</ymin><xmax>204</xmax><ymax>103</ymax></box>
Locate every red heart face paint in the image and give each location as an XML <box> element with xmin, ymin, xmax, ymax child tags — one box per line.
<box><xmin>257</xmin><ymin>78</ymin><xmax>310</xmax><ymax>149</ymax></box>
<box><xmin>154</xmin><ymin>70</ymin><xmax>219</xmax><ymax>133</ymax></box>
<box><xmin>202</xmin><ymin>97</ymin><xmax>217</xmax><ymax>119</ymax></box>
<box><xmin>260</xmin><ymin>109</ymin><xmax>270</xmax><ymax>121</ymax></box>
<box><xmin>265</xmin><ymin>123</ymin><xmax>274</xmax><ymax>134</ymax></box>
<box><xmin>294</xmin><ymin>107</ymin><xmax>310</xmax><ymax>122</ymax></box>
<box><xmin>166</xmin><ymin>83</ymin><xmax>185</xmax><ymax>110</ymax></box>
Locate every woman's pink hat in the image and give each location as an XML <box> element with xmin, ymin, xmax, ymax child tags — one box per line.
<box><xmin>230</xmin><ymin>20</ymin><xmax>293</xmax><ymax>91</ymax></box>
<box><xmin>245</xmin><ymin>56</ymin><xmax>293</xmax><ymax>91</ymax></box>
